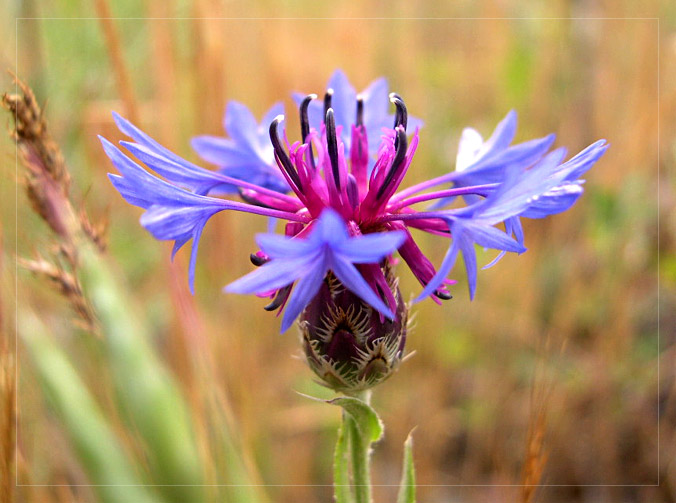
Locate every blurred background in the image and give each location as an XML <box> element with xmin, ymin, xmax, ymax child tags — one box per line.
<box><xmin>1</xmin><ymin>1</ymin><xmax>674</xmax><ymax>502</ymax></box>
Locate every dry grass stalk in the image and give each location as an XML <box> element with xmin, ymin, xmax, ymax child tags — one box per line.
<box><xmin>3</xmin><ymin>76</ymin><xmax>101</xmax><ymax>330</ymax></box>
<box><xmin>93</xmin><ymin>0</ymin><xmax>139</xmax><ymax>123</ymax></box>
<box><xmin>519</xmin><ymin>337</ymin><xmax>559</xmax><ymax>503</ymax></box>
<box><xmin>3</xmin><ymin>79</ymin><xmax>74</xmax><ymax>241</ymax></box>
<box><xmin>520</xmin><ymin>399</ymin><xmax>548</xmax><ymax>503</ymax></box>
<box><xmin>17</xmin><ymin>255</ymin><xmax>96</xmax><ymax>332</ymax></box>
<box><xmin>1</xmin><ymin>332</ymin><xmax>15</xmax><ymax>503</ymax></box>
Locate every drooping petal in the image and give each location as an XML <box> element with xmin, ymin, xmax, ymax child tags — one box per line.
<box><xmin>255</xmin><ymin>232</ymin><xmax>317</xmax><ymax>259</ymax></box>
<box><xmin>457</xmin><ymin>232</ymin><xmax>478</xmax><ymax>300</ymax></box>
<box><xmin>280</xmin><ymin>260</ymin><xmax>327</xmax><ymax>332</ymax></box>
<box><xmin>415</xmin><ymin>229</ymin><xmax>461</xmax><ymax>302</ymax></box>
<box><xmin>224</xmin><ymin>255</ymin><xmax>317</xmax><ymax>295</ymax></box>
<box><xmin>330</xmin><ymin>256</ymin><xmax>394</xmax><ymax>319</ymax></box>
<box><xmin>458</xmin><ymin>221</ymin><xmax>526</xmax><ymax>253</ymax></box>
<box><xmin>334</xmin><ymin>231</ymin><xmax>406</xmax><ymax>263</ymax></box>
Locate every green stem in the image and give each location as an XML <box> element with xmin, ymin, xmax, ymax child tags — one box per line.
<box><xmin>347</xmin><ymin>390</ymin><xmax>373</xmax><ymax>503</ymax></box>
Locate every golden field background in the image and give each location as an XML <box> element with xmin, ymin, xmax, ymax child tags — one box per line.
<box><xmin>1</xmin><ymin>1</ymin><xmax>674</xmax><ymax>502</ymax></box>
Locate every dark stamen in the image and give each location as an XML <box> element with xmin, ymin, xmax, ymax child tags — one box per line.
<box><xmin>264</xmin><ymin>284</ymin><xmax>292</xmax><ymax>311</ymax></box>
<box><xmin>325</xmin><ymin>108</ymin><xmax>341</xmax><ymax>190</ymax></box>
<box><xmin>390</xmin><ymin>93</ymin><xmax>408</xmax><ymax>150</ymax></box>
<box><xmin>346</xmin><ymin>174</ymin><xmax>359</xmax><ymax>209</ymax></box>
<box><xmin>299</xmin><ymin>94</ymin><xmax>316</xmax><ymax>142</ymax></box>
<box><xmin>389</xmin><ymin>93</ymin><xmax>408</xmax><ymax>131</ymax></box>
<box><xmin>434</xmin><ymin>290</ymin><xmax>453</xmax><ymax>300</ymax></box>
<box><xmin>376</xmin><ymin>127</ymin><xmax>408</xmax><ymax>199</ymax></box>
<box><xmin>269</xmin><ymin>116</ymin><xmax>302</xmax><ymax>189</ymax></box>
<box><xmin>250</xmin><ymin>253</ymin><xmax>269</xmax><ymax>267</ymax></box>
<box><xmin>238</xmin><ymin>189</ymin><xmax>274</xmax><ymax>209</ymax></box>
<box><xmin>323</xmin><ymin>89</ymin><xmax>333</xmax><ymax>117</ymax></box>
<box><xmin>356</xmin><ymin>95</ymin><xmax>364</xmax><ymax>127</ymax></box>
<box><xmin>299</xmin><ymin>94</ymin><xmax>316</xmax><ymax>169</ymax></box>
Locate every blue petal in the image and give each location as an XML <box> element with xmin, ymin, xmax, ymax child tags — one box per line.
<box><xmin>330</xmin><ymin>257</ymin><xmax>394</xmax><ymax>319</ymax></box>
<box><xmin>112</xmin><ymin>112</ymin><xmax>189</xmax><ymax>169</ymax></box>
<box><xmin>190</xmin><ymin>101</ymin><xmax>290</xmax><ymax>194</ymax></box>
<box><xmin>460</xmin><ymin>221</ymin><xmax>526</xmax><ymax>253</ymax></box>
<box><xmin>260</xmin><ymin>102</ymin><xmax>285</xmax><ymax>134</ymax></box>
<box><xmin>101</xmin><ymin>137</ymin><xmax>205</xmax><ymax>208</ymax></box>
<box><xmin>120</xmin><ymin>140</ymin><xmax>225</xmax><ymax>193</ymax></box>
<box><xmin>191</xmin><ymin>136</ymin><xmax>264</xmax><ymax>167</ymax></box>
<box><xmin>187</xmin><ymin>223</ymin><xmax>206</xmax><ymax>294</ymax></box>
<box><xmin>327</xmin><ymin>69</ymin><xmax>357</xmax><ymax>138</ymax></box>
<box><xmin>554</xmin><ymin>140</ymin><xmax>608</xmax><ymax>182</ymax></box>
<box><xmin>223</xmin><ymin>101</ymin><xmax>262</xmax><ymax>154</ymax></box>
<box><xmin>458</xmin><ymin>233</ymin><xmax>478</xmax><ymax>300</ymax></box>
<box><xmin>361</xmin><ymin>77</ymin><xmax>388</xmax><ymax>124</ymax></box>
<box><xmin>280</xmin><ymin>261</ymin><xmax>327</xmax><ymax>332</ymax></box>
<box><xmin>452</xmin><ymin>134</ymin><xmax>556</xmax><ymax>187</ymax></box>
<box><xmin>108</xmin><ymin>173</ymin><xmax>153</xmax><ymax>209</ymax></box>
<box><xmin>478</xmin><ymin>110</ymin><xmax>517</xmax><ymax>160</ymax></box>
<box><xmin>140</xmin><ymin>204</ymin><xmax>222</xmax><ymax>241</ymax></box>
<box><xmin>255</xmin><ymin>232</ymin><xmax>317</xmax><ymax>259</ymax></box>
<box><xmin>520</xmin><ymin>183</ymin><xmax>584</xmax><ymax>218</ymax></box>
<box><xmin>335</xmin><ymin>231</ymin><xmax>406</xmax><ymax>263</ymax></box>
<box><xmin>224</xmin><ymin>255</ymin><xmax>317</xmax><ymax>295</ymax></box>
<box><xmin>316</xmin><ymin>209</ymin><xmax>350</xmax><ymax>245</ymax></box>
<box><xmin>415</xmin><ymin>231</ymin><xmax>460</xmax><ymax>303</ymax></box>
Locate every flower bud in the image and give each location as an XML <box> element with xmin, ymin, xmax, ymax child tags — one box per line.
<box><xmin>299</xmin><ymin>266</ymin><xmax>408</xmax><ymax>393</ymax></box>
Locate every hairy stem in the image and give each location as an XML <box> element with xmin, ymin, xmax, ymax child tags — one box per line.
<box><xmin>347</xmin><ymin>390</ymin><xmax>373</xmax><ymax>503</ymax></box>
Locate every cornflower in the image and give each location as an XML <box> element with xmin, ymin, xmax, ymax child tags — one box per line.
<box><xmin>101</xmin><ymin>70</ymin><xmax>607</xmax><ymax>390</ymax></box>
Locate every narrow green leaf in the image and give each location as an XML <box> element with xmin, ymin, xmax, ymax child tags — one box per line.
<box><xmin>78</xmin><ymin>245</ymin><xmax>206</xmax><ymax>503</ymax></box>
<box><xmin>396</xmin><ymin>431</ymin><xmax>417</xmax><ymax>503</ymax></box>
<box><xmin>19</xmin><ymin>311</ymin><xmax>161</xmax><ymax>503</ymax></box>
<box><xmin>333</xmin><ymin>419</ymin><xmax>354</xmax><ymax>503</ymax></box>
<box><xmin>298</xmin><ymin>392</ymin><xmax>381</xmax><ymax>503</ymax></box>
<box><xmin>327</xmin><ymin>396</ymin><xmax>384</xmax><ymax>443</ymax></box>
<box><xmin>345</xmin><ymin>414</ymin><xmax>371</xmax><ymax>503</ymax></box>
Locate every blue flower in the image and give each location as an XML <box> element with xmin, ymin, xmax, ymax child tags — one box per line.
<box><xmin>191</xmin><ymin>101</ymin><xmax>290</xmax><ymax>194</ymax></box>
<box><xmin>102</xmin><ymin>69</ymin><xmax>607</xmax><ymax>334</ymax></box>
<box><xmin>225</xmin><ymin>209</ymin><xmax>406</xmax><ymax>332</ymax></box>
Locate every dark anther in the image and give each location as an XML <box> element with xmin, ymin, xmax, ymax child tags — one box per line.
<box><xmin>389</xmin><ymin>93</ymin><xmax>408</xmax><ymax>132</ymax></box>
<box><xmin>325</xmin><ymin>108</ymin><xmax>341</xmax><ymax>190</ymax></box>
<box><xmin>269</xmin><ymin>116</ymin><xmax>302</xmax><ymax>189</ymax></box>
<box><xmin>299</xmin><ymin>94</ymin><xmax>317</xmax><ymax>169</ymax></box>
<box><xmin>434</xmin><ymin>290</ymin><xmax>453</xmax><ymax>300</ymax></box>
<box><xmin>264</xmin><ymin>284</ymin><xmax>292</xmax><ymax>311</ymax></box>
<box><xmin>250</xmin><ymin>253</ymin><xmax>269</xmax><ymax>267</ymax></box>
<box><xmin>346</xmin><ymin>174</ymin><xmax>359</xmax><ymax>209</ymax></box>
<box><xmin>376</xmin><ymin>127</ymin><xmax>408</xmax><ymax>199</ymax></box>
<box><xmin>323</xmin><ymin>88</ymin><xmax>333</xmax><ymax>117</ymax></box>
<box><xmin>238</xmin><ymin>189</ymin><xmax>273</xmax><ymax>209</ymax></box>
<box><xmin>300</xmin><ymin>94</ymin><xmax>316</xmax><ymax>142</ymax></box>
<box><xmin>356</xmin><ymin>95</ymin><xmax>364</xmax><ymax>127</ymax></box>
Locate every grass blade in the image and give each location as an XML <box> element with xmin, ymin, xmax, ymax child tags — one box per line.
<box><xmin>396</xmin><ymin>431</ymin><xmax>416</xmax><ymax>503</ymax></box>
<box><xmin>19</xmin><ymin>310</ymin><xmax>162</xmax><ymax>503</ymax></box>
